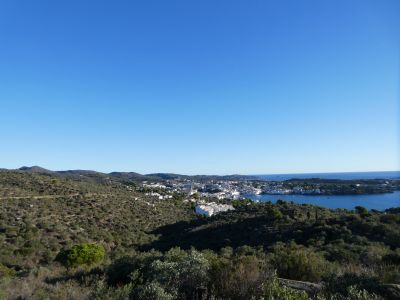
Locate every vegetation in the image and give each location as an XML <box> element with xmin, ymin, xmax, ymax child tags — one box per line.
<box><xmin>280</xmin><ymin>178</ymin><xmax>400</xmax><ymax>195</ymax></box>
<box><xmin>57</xmin><ymin>243</ymin><xmax>106</xmax><ymax>268</ymax></box>
<box><xmin>0</xmin><ymin>170</ymin><xmax>399</xmax><ymax>299</ymax></box>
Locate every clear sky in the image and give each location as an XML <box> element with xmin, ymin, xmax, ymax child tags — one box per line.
<box><xmin>0</xmin><ymin>0</ymin><xmax>399</xmax><ymax>175</ymax></box>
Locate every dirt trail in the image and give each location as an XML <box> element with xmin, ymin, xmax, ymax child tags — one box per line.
<box><xmin>0</xmin><ymin>193</ymin><xmax>110</xmax><ymax>200</ymax></box>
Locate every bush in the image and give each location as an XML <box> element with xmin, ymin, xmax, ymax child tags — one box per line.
<box><xmin>324</xmin><ymin>274</ymin><xmax>392</xmax><ymax>299</ymax></box>
<box><xmin>106</xmin><ymin>257</ymin><xmax>137</xmax><ymax>286</ymax></box>
<box><xmin>57</xmin><ymin>243</ymin><xmax>105</xmax><ymax>268</ymax></box>
<box><xmin>209</xmin><ymin>254</ymin><xmax>268</xmax><ymax>299</ymax></box>
<box><xmin>269</xmin><ymin>243</ymin><xmax>331</xmax><ymax>282</ymax></box>
<box><xmin>327</xmin><ymin>285</ymin><xmax>383</xmax><ymax>300</ymax></box>
<box><xmin>148</xmin><ymin>249</ymin><xmax>210</xmax><ymax>299</ymax></box>
<box><xmin>383</xmin><ymin>253</ymin><xmax>400</xmax><ymax>265</ymax></box>
<box><xmin>268</xmin><ymin>207</ymin><xmax>283</xmax><ymax>220</ymax></box>
<box><xmin>355</xmin><ymin>206</ymin><xmax>369</xmax><ymax>216</ymax></box>
<box><xmin>262</xmin><ymin>277</ymin><xmax>310</xmax><ymax>300</ymax></box>
<box><xmin>130</xmin><ymin>282</ymin><xmax>174</xmax><ymax>300</ymax></box>
<box><xmin>0</xmin><ymin>264</ymin><xmax>16</xmax><ymax>279</ymax></box>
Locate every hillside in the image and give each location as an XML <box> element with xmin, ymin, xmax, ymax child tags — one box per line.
<box><xmin>0</xmin><ymin>171</ymin><xmax>399</xmax><ymax>299</ymax></box>
<box><xmin>0</xmin><ymin>171</ymin><xmax>196</xmax><ymax>268</ymax></box>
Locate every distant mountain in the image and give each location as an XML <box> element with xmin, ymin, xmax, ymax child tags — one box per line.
<box><xmin>57</xmin><ymin>169</ymin><xmax>107</xmax><ymax>177</ymax></box>
<box><xmin>146</xmin><ymin>173</ymin><xmax>258</xmax><ymax>182</ymax></box>
<box><xmin>18</xmin><ymin>166</ymin><xmax>54</xmax><ymax>173</ymax></box>
<box><xmin>146</xmin><ymin>173</ymin><xmax>191</xmax><ymax>180</ymax></box>
<box><xmin>15</xmin><ymin>167</ymin><xmax>155</xmax><ymax>182</ymax></box>
<box><xmin>109</xmin><ymin>171</ymin><xmax>151</xmax><ymax>181</ymax></box>
<box><xmin>7</xmin><ymin>166</ymin><xmax>256</xmax><ymax>183</ymax></box>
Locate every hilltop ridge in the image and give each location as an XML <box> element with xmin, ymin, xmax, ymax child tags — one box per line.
<box><xmin>7</xmin><ymin>166</ymin><xmax>257</xmax><ymax>182</ymax></box>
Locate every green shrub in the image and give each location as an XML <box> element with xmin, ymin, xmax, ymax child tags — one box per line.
<box><xmin>130</xmin><ymin>282</ymin><xmax>174</xmax><ymax>300</ymax></box>
<box><xmin>262</xmin><ymin>277</ymin><xmax>311</xmax><ymax>300</ymax></box>
<box><xmin>0</xmin><ymin>264</ymin><xmax>15</xmax><ymax>279</ymax></box>
<box><xmin>269</xmin><ymin>243</ymin><xmax>331</xmax><ymax>282</ymax></box>
<box><xmin>148</xmin><ymin>249</ymin><xmax>210</xmax><ymax>298</ymax></box>
<box><xmin>57</xmin><ymin>243</ymin><xmax>105</xmax><ymax>268</ymax></box>
<box><xmin>209</xmin><ymin>254</ymin><xmax>268</xmax><ymax>299</ymax></box>
<box><xmin>323</xmin><ymin>274</ymin><xmax>391</xmax><ymax>299</ymax></box>
<box><xmin>106</xmin><ymin>257</ymin><xmax>137</xmax><ymax>286</ymax></box>
<box><xmin>355</xmin><ymin>206</ymin><xmax>369</xmax><ymax>216</ymax></box>
<box><xmin>383</xmin><ymin>253</ymin><xmax>400</xmax><ymax>265</ymax></box>
<box><xmin>269</xmin><ymin>207</ymin><xmax>283</xmax><ymax>220</ymax></box>
<box><xmin>326</xmin><ymin>286</ymin><xmax>383</xmax><ymax>300</ymax></box>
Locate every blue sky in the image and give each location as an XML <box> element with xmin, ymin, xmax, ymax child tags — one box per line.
<box><xmin>0</xmin><ymin>0</ymin><xmax>399</xmax><ymax>175</ymax></box>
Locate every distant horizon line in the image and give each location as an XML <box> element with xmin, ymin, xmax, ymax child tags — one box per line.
<box><xmin>252</xmin><ymin>170</ymin><xmax>400</xmax><ymax>176</ymax></box>
<box><xmin>3</xmin><ymin>165</ymin><xmax>400</xmax><ymax>177</ymax></box>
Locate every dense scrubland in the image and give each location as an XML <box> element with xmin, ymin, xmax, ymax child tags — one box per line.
<box><xmin>0</xmin><ymin>171</ymin><xmax>399</xmax><ymax>299</ymax></box>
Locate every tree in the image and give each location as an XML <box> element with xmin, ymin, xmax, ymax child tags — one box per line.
<box><xmin>268</xmin><ymin>207</ymin><xmax>283</xmax><ymax>220</ymax></box>
<box><xmin>57</xmin><ymin>243</ymin><xmax>105</xmax><ymax>268</ymax></box>
<box><xmin>131</xmin><ymin>282</ymin><xmax>174</xmax><ymax>300</ymax></box>
<box><xmin>355</xmin><ymin>206</ymin><xmax>368</xmax><ymax>215</ymax></box>
<box><xmin>148</xmin><ymin>249</ymin><xmax>210</xmax><ymax>299</ymax></box>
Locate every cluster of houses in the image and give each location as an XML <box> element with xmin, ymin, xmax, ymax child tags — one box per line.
<box><xmin>142</xmin><ymin>180</ymin><xmax>245</xmax><ymax>200</ymax></box>
<box><xmin>139</xmin><ymin>178</ymin><xmax>326</xmax><ymax>200</ymax></box>
<box><xmin>262</xmin><ymin>186</ymin><xmax>322</xmax><ymax>195</ymax></box>
<box><xmin>144</xmin><ymin>192</ymin><xmax>173</xmax><ymax>200</ymax></box>
<box><xmin>137</xmin><ymin>179</ymin><xmax>327</xmax><ymax>216</ymax></box>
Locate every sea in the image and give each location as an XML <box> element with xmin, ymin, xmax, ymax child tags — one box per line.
<box><xmin>256</xmin><ymin>171</ymin><xmax>400</xmax><ymax>181</ymax></box>
<box><xmin>247</xmin><ymin>171</ymin><xmax>400</xmax><ymax>211</ymax></box>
